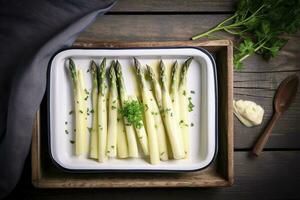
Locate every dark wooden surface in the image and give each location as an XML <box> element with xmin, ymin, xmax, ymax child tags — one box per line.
<box><xmin>6</xmin><ymin>0</ymin><xmax>300</xmax><ymax>199</ymax></box>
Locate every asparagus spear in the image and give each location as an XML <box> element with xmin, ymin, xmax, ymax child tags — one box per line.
<box><xmin>89</xmin><ymin>60</ymin><xmax>98</xmax><ymax>159</ymax></box>
<box><xmin>115</xmin><ymin>61</ymin><xmax>139</xmax><ymax>158</ymax></box>
<box><xmin>169</xmin><ymin>61</ymin><xmax>183</xmax><ymax>158</ymax></box>
<box><xmin>107</xmin><ymin>61</ymin><xmax>118</xmax><ymax>157</ymax></box>
<box><xmin>170</xmin><ymin>60</ymin><xmax>180</xmax><ymax>127</ymax></box>
<box><xmin>97</xmin><ymin>58</ymin><xmax>108</xmax><ymax>162</ymax></box>
<box><xmin>117</xmin><ymin>98</ymin><xmax>129</xmax><ymax>159</ymax></box>
<box><xmin>159</xmin><ymin>60</ymin><xmax>185</xmax><ymax>160</ymax></box>
<box><xmin>178</xmin><ymin>57</ymin><xmax>193</xmax><ymax>158</ymax></box>
<box><xmin>146</xmin><ymin>65</ymin><xmax>163</xmax><ymax>109</ymax></box>
<box><xmin>149</xmin><ymin>92</ymin><xmax>169</xmax><ymax>161</ymax></box>
<box><xmin>128</xmin><ymin>95</ymin><xmax>149</xmax><ymax>157</ymax></box>
<box><xmin>147</xmin><ymin>65</ymin><xmax>171</xmax><ymax>159</ymax></box>
<box><xmin>68</xmin><ymin>58</ymin><xmax>86</xmax><ymax>156</ymax></box>
<box><xmin>133</xmin><ymin>58</ymin><xmax>159</xmax><ymax>164</ymax></box>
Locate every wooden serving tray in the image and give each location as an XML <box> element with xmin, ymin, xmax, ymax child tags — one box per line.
<box><xmin>31</xmin><ymin>40</ymin><xmax>234</xmax><ymax>188</ymax></box>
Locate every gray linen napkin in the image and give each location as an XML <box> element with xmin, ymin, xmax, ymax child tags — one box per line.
<box><xmin>0</xmin><ymin>0</ymin><xmax>116</xmax><ymax>198</ymax></box>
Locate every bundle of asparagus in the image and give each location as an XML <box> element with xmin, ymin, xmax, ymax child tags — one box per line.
<box><xmin>68</xmin><ymin>57</ymin><xmax>193</xmax><ymax>164</ymax></box>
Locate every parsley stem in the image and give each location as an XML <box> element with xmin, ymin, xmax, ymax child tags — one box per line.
<box><xmin>216</xmin><ymin>14</ymin><xmax>238</xmax><ymax>28</ymax></box>
<box><xmin>238</xmin><ymin>39</ymin><xmax>269</xmax><ymax>63</ymax></box>
<box><xmin>191</xmin><ymin>26</ymin><xmax>224</xmax><ymax>40</ymax></box>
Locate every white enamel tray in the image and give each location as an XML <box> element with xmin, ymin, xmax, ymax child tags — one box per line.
<box><xmin>48</xmin><ymin>47</ymin><xmax>217</xmax><ymax>172</ymax></box>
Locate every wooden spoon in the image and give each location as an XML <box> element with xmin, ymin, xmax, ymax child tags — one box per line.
<box><xmin>252</xmin><ymin>74</ymin><xmax>299</xmax><ymax>156</ymax></box>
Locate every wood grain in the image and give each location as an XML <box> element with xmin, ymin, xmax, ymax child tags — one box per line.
<box><xmin>12</xmin><ymin>151</ymin><xmax>300</xmax><ymax>200</ymax></box>
<box><xmin>76</xmin><ymin>14</ymin><xmax>300</xmax><ymax>149</ymax></box>
<box><xmin>110</xmin><ymin>0</ymin><xmax>236</xmax><ymax>13</ymax></box>
<box><xmin>77</xmin><ymin>15</ymin><xmax>232</xmax><ymax>42</ymax></box>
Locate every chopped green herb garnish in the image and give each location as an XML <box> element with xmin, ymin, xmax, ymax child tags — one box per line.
<box><xmin>119</xmin><ymin>100</ymin><xmax>144</xmax><ymax>129</ymax></box>
<box><xmin>144</xmin><ymin>104</ymin><xmax>149</xmax><ymax>111</ymax></box>
<box><xmin>188</xmin><ymin>97</ymin><xmax>195</xmax><ymax>112</ymax></box>
<box><xmin>111</xmin><ymin>105</ymin><xmax>116</xmax><ymax>110</ymax></box>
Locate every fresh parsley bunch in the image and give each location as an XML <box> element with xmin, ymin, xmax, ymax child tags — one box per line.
<box><xmin>192</xmin><ymin>0</ymin><xmax>300</xmax><ymax>69</ymax></box>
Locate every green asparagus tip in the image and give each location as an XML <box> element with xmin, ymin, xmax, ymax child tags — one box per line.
<box><xmin>133</xmin><ymin>57</ymin><xmax>142</xmax><ymax>74</ymax></box>
<box><xmin>109</xmin><ymin>60</ymin><xmax>116</xmax><ymax>80</ymax></box>
<box><xmin>100</xmin><ymin>58</ymin><xmax>106</xmax><ymax>70</ymax></box>
<box><xmin>90</xmin><ymin>60</ymin><xmax>97</xmax><ymax>73</ymax></box>
<box><xmin>185</xmin><ymin>57</ymin><xmax>193</xmax><ymax>66</ymax></box>
<box><xmin>115</xmin><ymin>60</ymin><xmax>125</xmax><ymax>89</ymax></box>
<box><xmin>159</xmin><ymin>60</ymin><xmax>166</xmax><ymax>86</ymax></box>
<box><xmin>146</xmin><ymin>65</ymin><xmax>155</xmax><ymax>81</ymax></box>
<box><xmin>133</xmin><ymin>57</ymin><xmax>139</xmax><ymax>66</ymax></box>
<box><xmin>179</xmin><ymin>57</ymin><xmax>193</xmax><ymax>85</ymax></box>
<box><xmin>110</xmin><ymin>60</ymin><xmax>116</xmax><ymax>68</ymax></box>
<box><xmin>115</xmin><ymin>60</ymin><xmax>122</xmax><ymax>77</ymax></box>
<box><xmin>171</xmin><ymin>60</ymin><xmax>178</xmax><ymax>74</ymax></box>
<box><xmin>171</xmin><ymin>60</ymin><xmax>178</xmax><ymax>85</ymax></box>
<box><xmin>68</xmin><ymin>58</ymin><xmax>77</xmax><ymax>85</ymax></box>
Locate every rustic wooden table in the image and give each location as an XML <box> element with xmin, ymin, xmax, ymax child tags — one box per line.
<box><xmin>6</xmin><ymin>1</ymin><xmax>300</xmax><ymax>199</ymax></box>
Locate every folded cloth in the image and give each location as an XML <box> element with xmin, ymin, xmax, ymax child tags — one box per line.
<box><xmin>0</xmin><ymin>0</ymin><xmax>116</xmax><ymax>198</ymax></box>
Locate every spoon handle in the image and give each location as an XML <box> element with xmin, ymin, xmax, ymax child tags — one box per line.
<box><xmin>252</xmin><ymin>112</ymin><xmax>281</xmax><ymax>156</ymax></box>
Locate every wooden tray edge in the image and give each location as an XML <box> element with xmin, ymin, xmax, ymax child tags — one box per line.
<box><xmin>31</xmin><ymin>40</ymin><xmax>234</xmax><ymax>188</ymax></box>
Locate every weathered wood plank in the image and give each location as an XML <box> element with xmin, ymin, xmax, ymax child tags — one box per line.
<box><xmin>76</xmin><ymin>15</ymin><xmax>300</xmax><ymax>149</ymax></box>
<box><xmin>78</xmin><ymin>15</ymin><xmax>300</xmax><ymax>71</ymax></box>
<box><xmin>110</xmin><ymin>0</ymin><xmax>236</xmax><ymax>13</ymax></box>
<box><xmin>77</xmin><ymin>15</ymin><xmax>232</xmax><ymax>42</ymax></box>
<box><xmin>8</xmin><ymin>151</ymin><xmax>300</xmax><ymax>199</ymax></box>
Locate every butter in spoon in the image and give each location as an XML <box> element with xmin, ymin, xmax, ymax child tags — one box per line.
<box><xmin>252</xmin><ymin>74</ymin><xmax>299</xmax><ymax>156</ymax></box>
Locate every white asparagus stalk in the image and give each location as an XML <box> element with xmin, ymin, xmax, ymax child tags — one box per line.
<box><xmin>107</xmin><ymin>61</ymin><xmax>118</xmax><ymax>157</ymax></box>
<box><xmin>179</xmin><ymin>57</ymin><xmax>193</xmax><ymax>158</ymax></box>
<box><xmin>115</xmin><ymin>61</ymin><xmax>139</xmax><ymax>158</ymax></box>
<box><xmin>146</xmin><ymin>65</ymin><xmax>163</xmax><ymax>109</ymax></box>
<box><xmin>97</xmin><ymin>58</ymin><xmax>108</xmax><ymax>162</ymax></box>
<box><xmin>128</xmin><ymin>95</ymin><xmax>149</xmax><ymax>156</ymax></box>
<box><xmin>117</xmin><ymin>98</ymin><xmax>129</xmax><ymax>158</ymax></box>
<box><xmin>159</xmin><ymin>60</ymin><xmax>185</xmax><ymax>160</ymax></box>
<box><xmin>150</xmin><ymin>94</ymin><xmax>169</xmax><ymax>161</ymax></box>
<box><xmin>89</xmin><ymin>60</ymin><xmax>98</xmax><ymax>159</ymax></box>
<box><xmin>147</xmin><ymin>64</ymin><xmax>172</xmax><ymax>159</ymax></box>
<box><xmin>170</xmin><ymin>61</ymin><xmax>180</xmax><ymax>124</ymax></box>
<box><xmin>169</xmin><ymin>61</ymin><xmax>183</xmax><ymax>158</ymax></box>
<box><xmin>68</xmin><ymin>59</ymin><xmax>86</xmax><ymax>156</ymax></box>
<box><xmin>78</xmin><ymin>70</ymin><xmax>89</xmax><ymax>154</ymax></box>
<box><xmin>133</xmin><ymin>58</ymin><xmax>159</xmax><ymax>164</ymax></box>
